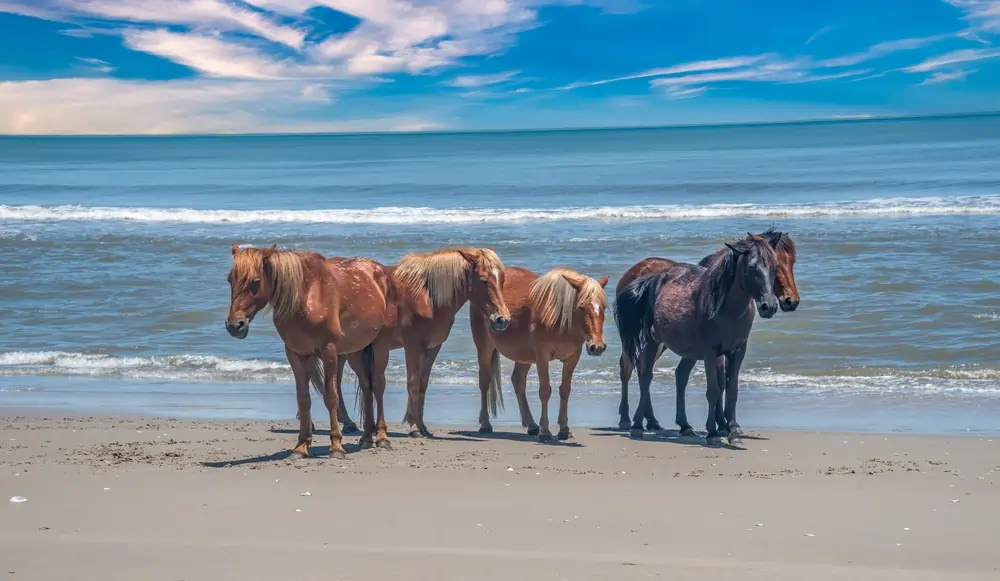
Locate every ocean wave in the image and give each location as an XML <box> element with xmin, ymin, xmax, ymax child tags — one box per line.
<box><xmin>2</xmin><ymin>196</ymin><xmax>1000</xmax><ymax>224</ymax></box>
<box><xmin>1</xmin><ymin>351</ymin><xmax>999</xmax><ymax>396</ymax></box>
<box><xmin>974</xmin><ymin>313</ymin><xmax>1000</xmax><ymax>321</ymax></box>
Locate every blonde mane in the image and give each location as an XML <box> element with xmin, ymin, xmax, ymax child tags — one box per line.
<box><xmin>529</xmin><ymin>267</ymin><xmax>608</xmax><ymax>331</ymax></box>
<box><xmin>230</xmin><ymin>247</ymin><xmax>307</xmax><ymax>322</ymax></box>
<box><xmin>394</xmin><ymin>248</ymin><xmax>503</xmax><ymax>309</ymax></box>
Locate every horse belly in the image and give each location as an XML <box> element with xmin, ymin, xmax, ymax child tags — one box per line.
<box><xmin>489</xmin><ymin>331</ymin><xmax>537</xmax><ymax>364</ymax></box>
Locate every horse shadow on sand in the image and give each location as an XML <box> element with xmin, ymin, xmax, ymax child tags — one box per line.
<box><xmin>590</xmin><ymin>425</ymin><xmax>768</xmax><ymax>451</ymax></box>
<box><xmin>450</xmin><ymin>429</ymin><xmax>584</xmax><ymax>448</ymax></box>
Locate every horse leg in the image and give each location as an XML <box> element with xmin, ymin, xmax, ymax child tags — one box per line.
<box><xmin>321</xmin><ymin>351</ymin><xmax>347</xmax><ymax>459</ymax></box>
<box><xmin>704</xmin><ymin>355</ymin><xmax>726</xmax><ymax>443</ymax></box>
<box><xmin>285</xmin><ymin>347</ymin><xmax>312</xmax><ymax>459</ymax></box>
<box><xmin>348</xmin><ymin>352</ymin><xmax>376</xmax><ymax>449</ymax></box>
<box><xmin>416</xmin><ymin>344</ymin><xmax>442</xmax><ymax>438</ymax></box>
<box><xmin>335</xmin><ymin>356</ymin><xmax>358</xmax><ymax>434</ymax></box>
<box><xmin>403</xmin><ymin>344</ymin><xmax>424</xmax><ymax>438</ymax></box>
<box><xmin>372</xmin><ymin>342</ymin><xmax>392</xmax><ymax>450</ymax></box>
<box><xmin>630</xmin><ymin>341</ymin><xmax>660</xmax><ymax>439</ymax></box>
<box><xmin>724</xmin><ymin>342</ymin><xmax>748</xmax><ymax>443</ymax></box>
<box><xmin>511</xmin><ymin>362</ymin><xmax>538</xmax><ymax>435</ymax></box>
<box><xmin>674</xmin><ymin>357</ymin><xmax>697</xmax><ymax>436</ymax></box>
<box><xmin>642</xmin><ymin>343</ymin><xmax>667</xmax><ymax>431</ymax></box>
<box><xmin>471</xmin><ymin>312</ymin><xmax>496</xmax><ymax>434</ymax></box>
<box><xmin>557</xmin><ymin>349</ymin><xmax>582</xmax><ymax>441</ymax></box>
<box><xmin>617</xmin><ymin>353</ymin><xmax>633</xmax><ymax>431</ymax></box>
<box><xmin>536</xmin><ymin>356</ymin><xmax>554</xmax><ymax>442</ymax></box>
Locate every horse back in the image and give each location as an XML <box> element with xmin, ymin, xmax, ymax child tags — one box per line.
<box><xmin>617</xmin><ymin>258</ymin><xmax>679</xmax><ymax>294</ymax></box>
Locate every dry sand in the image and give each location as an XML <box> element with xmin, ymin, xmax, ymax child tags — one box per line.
<box><xmin>1</xmin><ymin>415</ymin><xmax>997</xmax><ymax>580</ymax></box>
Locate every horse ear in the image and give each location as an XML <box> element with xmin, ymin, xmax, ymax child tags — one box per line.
<box><xmin>561</xmin><ymin>273</ymin><xmax>584</xmax><ymax>290</ymax></box>
<box><xmin>231</xmin><ymin>243</ymin><xmax>240</xmax><ymax>256</ymax></box>
<box><xmin>261</xmin><ymin>244</ymin><xmax>277</xmax><ymax>261</ymax></box>
<box><xmin>769</xmin><ymin>232</ymin><xmax>783</xmax><ymax>248</ymax></box>
<box><xmin>598</xmin><ymin>275</ymin><xmax>609</xmax><ymax>288</ymax></box>
<box><xmin>725</xmin><ymin>242</ymin><xmax>739</xmax><ymax>253</ymax></box>
<box><xmin>456</xmin><ymin>249</ymin><xmax>479</xmax><ymax>264</ymax></box>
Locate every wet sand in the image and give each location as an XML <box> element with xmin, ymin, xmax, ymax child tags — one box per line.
<box><xmin>1</xmin><ymin>415</ymin><xmax>998</xmax><ymax>580</ymax></box>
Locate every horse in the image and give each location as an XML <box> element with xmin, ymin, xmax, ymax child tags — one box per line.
<box><xmin>614</xmin><ymin>235</ymin><xmax>779</xmax><ymax>444</ymax></box>
<box><xmin>323</xmin><ymin>248</ymin><xmax>511</xmax><ymax>438</ymax></box>
<box><xmin>615</xmin><ymin>228</ymin><xmax>798</xmax><ymax>436</ymax></box>
<box><xmin>471</xmin><ymin>266</ymin><xmax>610</xmax><ymax>442</ymax></box>
<box><xmin>226</xmin><ymin>244</ymin><xmax>398</xmax><ymax>458</ymax></box>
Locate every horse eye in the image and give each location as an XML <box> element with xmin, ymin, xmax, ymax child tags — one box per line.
<box><xmin>479</xmin><ymin>276</ymin><xmax>488</xmax><ymax>283</ymax></box>
<box><xmin>248</xmin><ymin>280</ymin><xmax>261</xmax><ymax>294</ymax></box>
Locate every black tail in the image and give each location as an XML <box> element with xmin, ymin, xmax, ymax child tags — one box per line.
<box><xmin>356</xmin><ymin>343</ymin><xmax>376</xmax><ymax>428</ymax></box>
<box><xmin>613</xmin><ymin>272</ymin><xmax>667</xmax><ymax>370</ymax></box>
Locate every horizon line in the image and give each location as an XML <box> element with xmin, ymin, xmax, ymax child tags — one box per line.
<box><xmin>1</xmin><ymin>110</ymin><xmax>998</xmax><ymax>139</ymax></box>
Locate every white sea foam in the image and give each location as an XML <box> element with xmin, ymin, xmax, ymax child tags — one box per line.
<box><xmin>1</xmin><ymin>351</ymin><xmax>998</xmax><ymax>396</ymax></box>
<box><xmin>2</xmin><ymin>196</ymin><xmax>999</xmax><ymax>224</ymax></box>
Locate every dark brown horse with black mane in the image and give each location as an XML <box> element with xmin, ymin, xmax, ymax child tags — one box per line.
<box><xmin>615</xmin><ymin>228</ymin><xmax>798</xmax><ymax>437</ymax></box>
<box><xmin>614</xmin><ymin>235</ymin><xmax>780</xmax><ymax>443</ymax></box>
<box><xmin>226</xmin><ymin>244</ymin><xmax>398</xmax><ymax>458</ymax></box>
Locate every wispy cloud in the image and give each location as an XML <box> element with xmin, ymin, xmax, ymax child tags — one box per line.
<box><xmin>805</xmin><ymin>25</ymin><xmax>833</xmax><ymax>47</ymax></box>
<box><xmin>816</xmin><ymin>35</ymin><xmax>946</xmax><ymax>68</ymax></box>
<box><xmin>0</xmin><ymin>77</ymin><xmax>438</xmax><ymax>134</ymax></box>
<box><xmin>556</xmin><ymin>56</ymin><xmax>768</xmax><ymax>90</ymax></box>
<box><xmin>445</xmin><ymin>70</ymin><xmax>520</xmax><ymax>88</ymax></box>
<box><xmin>905</xmin><ymin>47</ymin><xmax>1000</xmax><ymax>71</ymax></box>
<box><xmin>920</xmin><ymin>68</ymin><xmax>976</xmax><ymax>84</ymax></box>
<box><xmin>944</xmin><ymin>0</ymin><xmax>1000</xmax><ymax>33</ymax></box>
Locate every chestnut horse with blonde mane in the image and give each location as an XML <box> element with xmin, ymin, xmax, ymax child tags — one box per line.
<box><xmin>324</xmin><ymin>248</ymin><xmax>511</xmax><ymax>438</ymax></box>
<box><xmin>472</xmin><ymin>266</ymin><xmax>610</xmax><ymax>441</ymax></box>
<box><xmin>226</xmin><ymin>244</ymin><xmax>397</xmax><ymax>458</ymax></box>
<box><xmin>615</xmin><ymin>228</ymin><xmax>799</xmax><ymax>437</ymax></box>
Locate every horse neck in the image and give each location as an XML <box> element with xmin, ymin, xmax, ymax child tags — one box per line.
<box><xmin>718</xmin><ymin>271</ymin><xmax>755</xmax><ymax>317</ymax></box>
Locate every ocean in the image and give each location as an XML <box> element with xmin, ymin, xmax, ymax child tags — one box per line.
<box><xmin>2</xmin><ymin>114</ymin><xmax>999</xmax><ymax>435</ymax></box>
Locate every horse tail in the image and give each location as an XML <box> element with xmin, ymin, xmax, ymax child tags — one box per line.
<box><xmin>487</xmin><ymin>349</ymin><xmax>505</xmax><ymax>418</ymax></box>
<box><xmin>613</xmin><ymin>272</ymin><xmax>667</xmax><ymax>370</ymax></box>
<box><xmin>296</xmin><ymin>355</ymin><xmax>326</xmax><ymax>422</ymax></box>
<box><xmin>356</xmin><ymin>343</ymin><xmax>376</xmax><ymax>429</ymax></box>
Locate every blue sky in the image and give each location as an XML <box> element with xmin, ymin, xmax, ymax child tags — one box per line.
<box><xmin>0</xmin><ymin>0</ymin><xmax>998</xmax><ymax>134</ymax></box>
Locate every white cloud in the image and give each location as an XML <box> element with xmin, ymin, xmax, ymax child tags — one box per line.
<box><xmin>944</xmin><ymin>0</ymin><xmax>1000</xmax><ymax>33</ymax></box>
<box><xmin>920</xmin><ymin>69</ymin><xmax>975</xmax><ymax>84</ymax></box>
<box><xmin>664</xmin><ymin>86</ymin><xmax>706</xmax><ymax>99</ymax></box>
<box><xmin>905</xmin><ymin>47</ymin><xmax>1000</xmax><ymax>71</ymax></box>
<box><xmin>816</xmin><ymin>35</ymin><xmax>946</xmax><ymax>68</ymax></box>
<box><xmin>557</xmin><ymin>56</ymin><xmax>769</xmax><ymax>90</ymax></box>
<box><xmin>0</xmin><ymin>78</ymin><xmax>439</xmax><ymax>134</ymax></box>
<box><xmin>445</xmin><ymin>70</ymin><xmax>519</xmax><ymax>87</ymax></box>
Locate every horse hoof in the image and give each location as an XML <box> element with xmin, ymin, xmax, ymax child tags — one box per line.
<box><xmin>526</xmin><ymin>426</ymin><xmax>540</xmax><ymax>436</ymax></box>
<box><xmin>419</xmin><ymin>426</ymin><xmax>434</xmax><ymax>438</ymax></box>
<box><xmin>479</xmin><ymin>425</ymin><xmax>493</xmax><ymax>434</ymax></box>
<box><xmin>360</xmin><ymin>439</ymin><xmax>374</xmax><ymax>450</ymax></box>
<box><xmin>618</xmin><ymin>420</ymin><xmax>631</xmax><ymax>431</ymax></box>
<box><xmin>538</xmin><ymin>432</ymin><xmax>554</xmax><ymax>443</ymax></box>
<box><xmin>705</xmin><ymin>435</ymin><xmax>723</xmax><ymax>446</ymax></box>
<box><xmin>409</xmin><ymin>430</ymin><xmax>424</xmax><ymax>439</ymax></box>
<box><xmin>629</xmin><ymin>428</ymin><xmax>644</xmax><ymax>440</ymax></box>
<box><xmin>557</xmin><ymin>430</ymin><xmax>573</xmax><ymax>441</ymax></box>
<box><xmin>289</xmin><ymin>451</ymin><xmax>309</xmax><ymax>460</ymax></box>
<box><xmin>646</xmin><ymin>421</ymin><xmax>664</xmax><ymax>432</ymax></box>
<box><xmin>342</xmin><ymin>424</ymin><xmax>359</xmax><ymax>435</ymax></box>
<box><xmin>376</xmin><ymin>439</ymin><xmax>392</xmax><ymax>450</ymax></box>
<box><xmin>329</xmin><ymin>449</ymin><xmax>346</xmax><ymax>460</ymax></box>
<box><xmin>679</xmin><ymin>427</ymin><xmax>696</xmax><ymax>437</ymax></box>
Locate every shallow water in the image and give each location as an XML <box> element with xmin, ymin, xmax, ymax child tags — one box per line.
<box><xmin>2</xmin><ymin>115</ymin><xmax>999</xmax><ymax>433</ymax></box>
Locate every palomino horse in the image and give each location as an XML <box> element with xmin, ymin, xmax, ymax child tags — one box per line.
<box><xmin>614</xmin><ymin>236</ymin><xmax>779</xmax><ymax>443</ymax></box>
<box><xmin>616</xmin><ymin>228</ymin><xmax>798</xmax><ymax>435</ymax></box>
<box><xmin>326</xmin><ymin>248</ymin><xmax>511</xmax><ymax>438</ymax></box>
<box><xmin>226</xmin><ymin>244</ymin><xmax>398</xmax><ymax>458</ymax></box>
<box><xmin>471</xmin><ymin>267</ymin><xmax>609</xmax><ymax>441</ymax></box>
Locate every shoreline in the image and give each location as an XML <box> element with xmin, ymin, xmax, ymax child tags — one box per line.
<box><xmin>2</xmin><ymin>415</ymin><xmax>998</xmax><ymax>580</ymax></box>
<box><xmin>2</xmin><ymin>374</ymin><xmax>998</xmax><ymax>437</ymax></box>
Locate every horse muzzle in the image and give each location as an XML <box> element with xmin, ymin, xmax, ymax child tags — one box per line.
<box><xmin>489</xmin><ymin>315</ymin><xmax>510</xmax><ymax>332</ymax></box>
<box><xmin>225</xmin><ymin>319</ymin><xmax>250</xmax><ymax>339</ymax></box>
<box><xmin>757</xmin><ymin>300</ymin><xmax>778</xmax><ymax>319</ymax></box>
<box><xmin>780</xmin><ymin>296</ymin><xmax>799</xmax><ymax>312</ymax></box>
<box><xmin>586</xmin><ymin>342</ymin><xmax>606</xmax><ymax>356</ymax></box>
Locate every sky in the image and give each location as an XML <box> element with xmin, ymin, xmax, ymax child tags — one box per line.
<box><xmin>0</xmin><ymin>0</ymin><xmax>998</xmax><ymax>134</ymax></box>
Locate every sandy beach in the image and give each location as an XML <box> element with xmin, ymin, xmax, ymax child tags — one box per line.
<box><xmin>1</xmin><ymin>416</ymin><xmax>997</xmax><ymax>580</ymax></box>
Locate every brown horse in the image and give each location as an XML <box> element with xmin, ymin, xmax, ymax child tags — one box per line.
<box><xmin>226</xmin><ymin>244</ymin><xmax>398</xmax><ymax>458</ymax></box>
<box><xmin>325</xmin><ymin>248</ymin><xmax>511</xmax><ymax>438</ymax></box>
<box><xmin>471</xmin><ymin>266</ymin><xmax>610</xmax><ymax>441</ymax></box>
<box><xmin>614</xmin><ymin>228</ymin><xmax>799</xmax><ymax>436</ymax></box>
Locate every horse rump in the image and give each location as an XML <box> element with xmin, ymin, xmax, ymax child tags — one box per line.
<box><xmin>613</xmin><ymin>272</ymin><xmax>667</xmax><ymax>370</ymax></box>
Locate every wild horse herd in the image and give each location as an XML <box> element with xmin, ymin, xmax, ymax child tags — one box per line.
<box><xmin>225</xmin><ymin>228</ymin><xmax>799</xmax><ymax>459</ymax></box>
